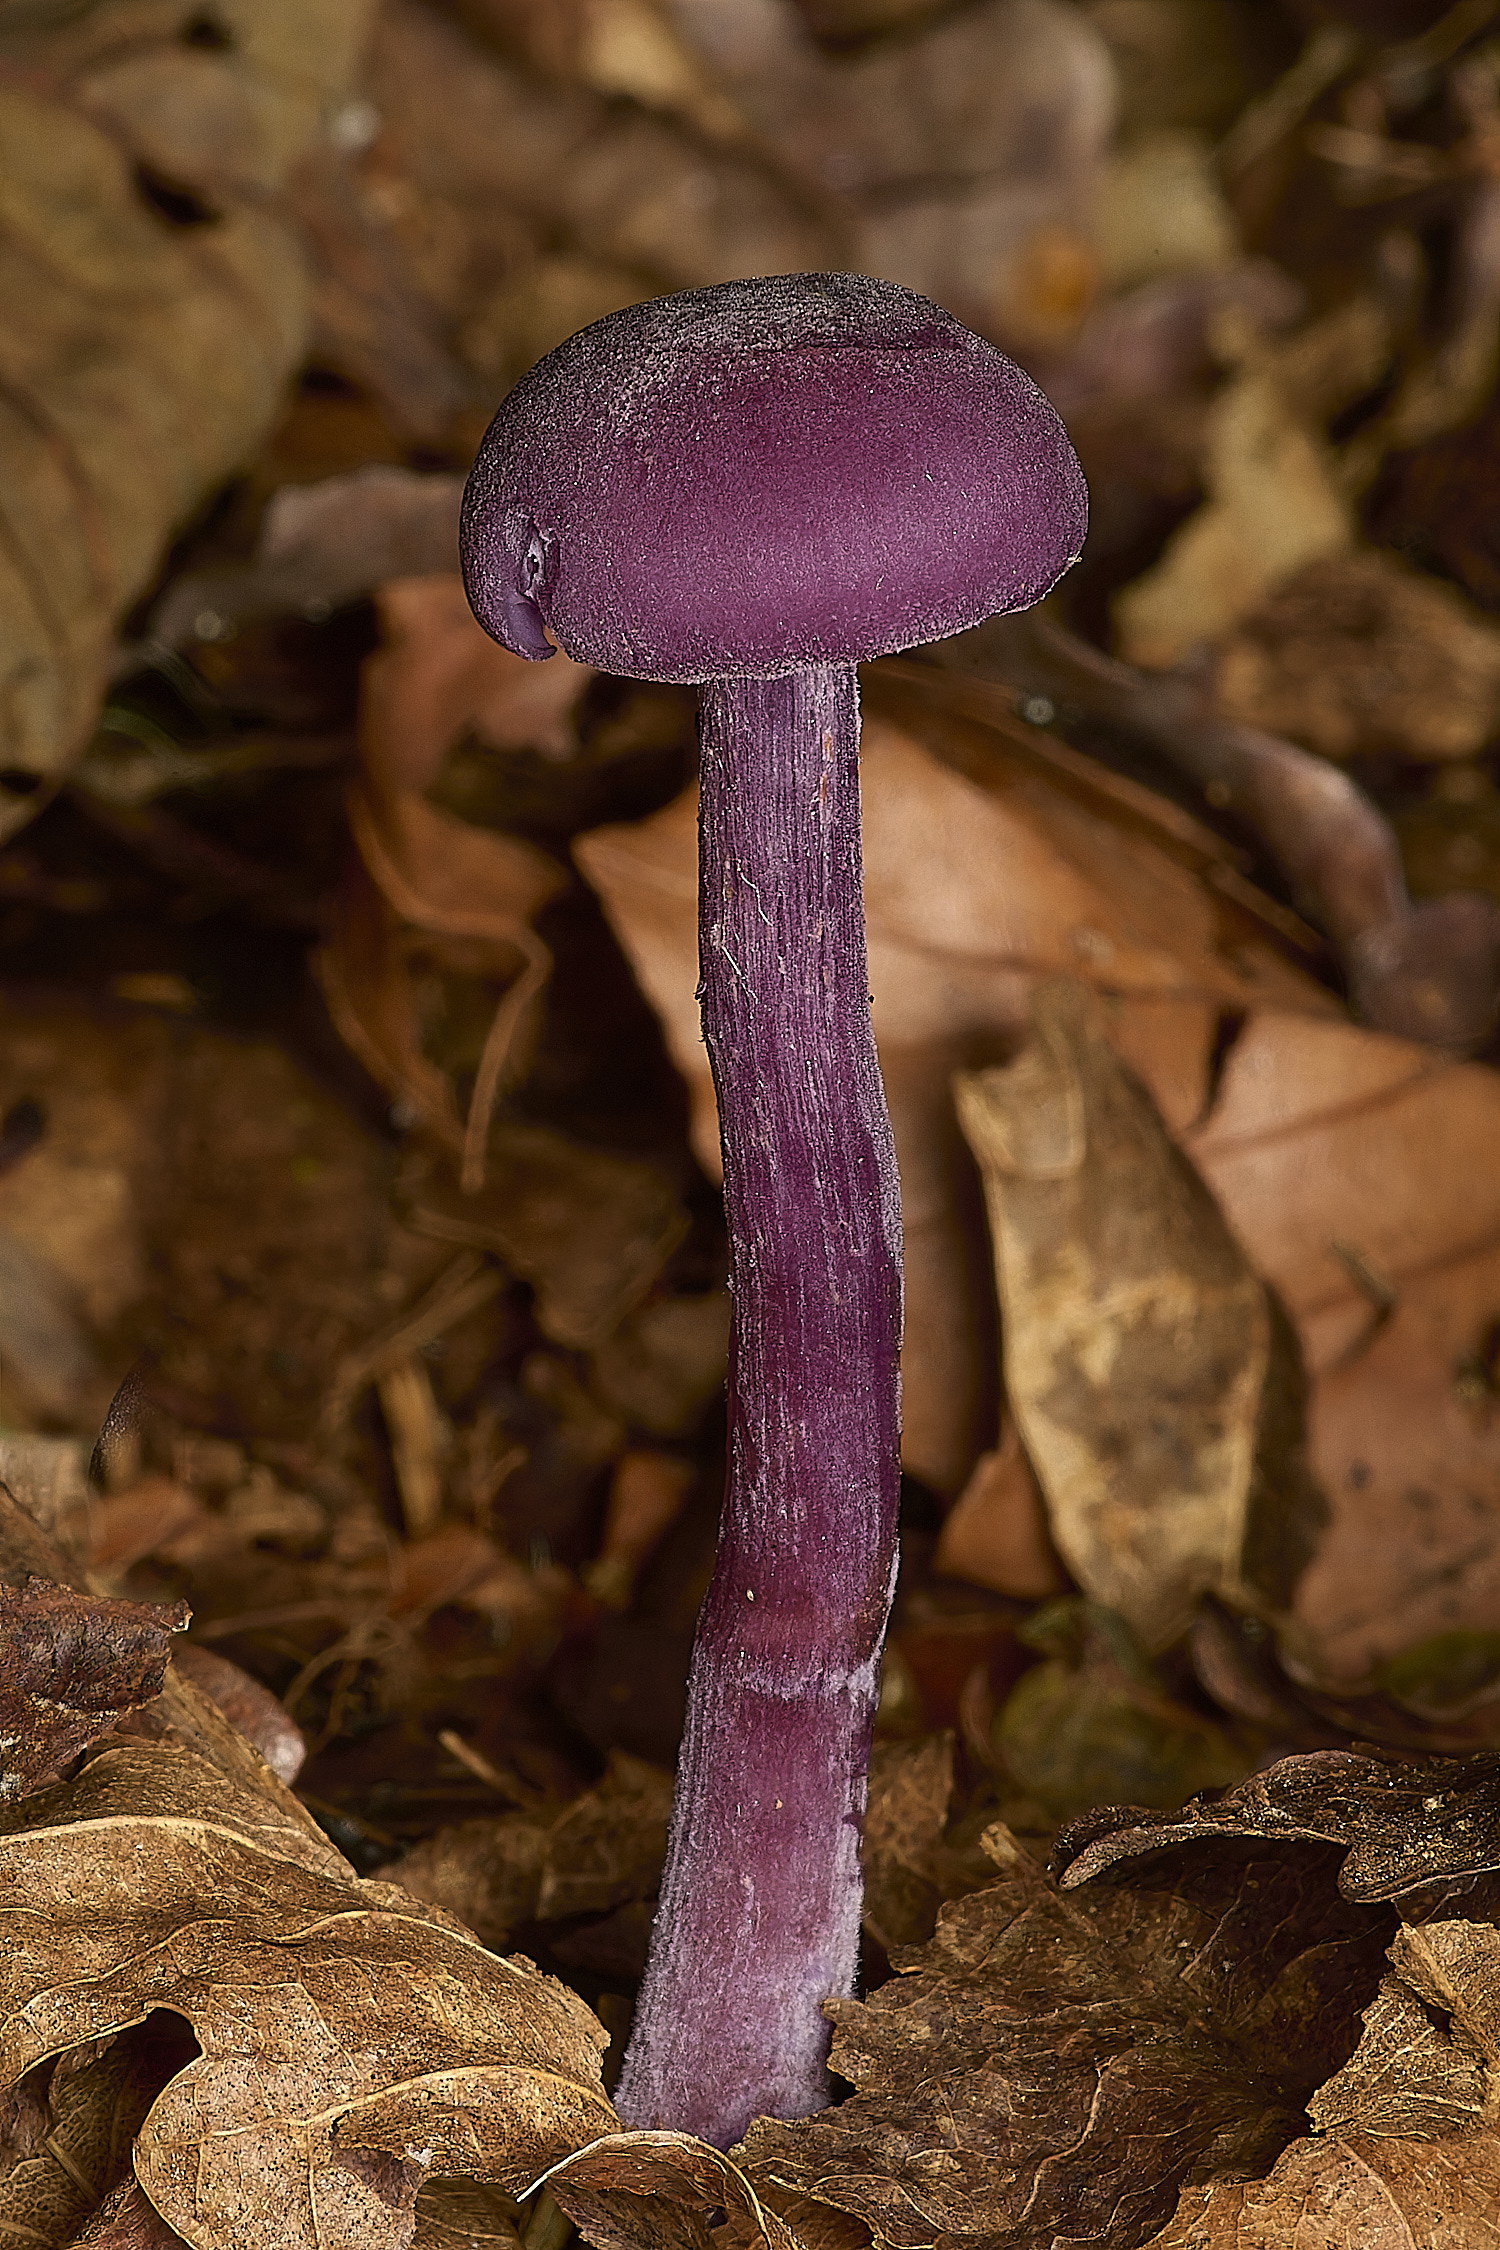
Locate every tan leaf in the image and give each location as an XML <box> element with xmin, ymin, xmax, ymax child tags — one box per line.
<box><xmin>931</xmin><ymin>1422</ymin><xmax>1064</xmax><ymax>1602</ymax></box>
<box><xmin>1215</xmin><ymin>550</ymin><xmax>1500</xmax><ymax>765</ymax></box>
<box><xmin>324</xmin><ymin>578</ymin><xmax>573</xmax><ymax>1187</ymax></box>
<box><xmin>0</xmin><ymin>2</ymin><xmax>375</xmax><ymax>823</ymax></box>
<box><xmin>1148</xmin><ymin>2131</ymin><xmax>1500</xmax><ymax>2247</ymax></box>
<box><xmin>536</xmin><ymin>1753</ymin><xmax>672</xmax><ymax>1924</ymax></box>
<box><xmin>0</xmin><ymin>1743</ymin><xmax>616</xmax><ymax>2250</ymax></box>
<box><xmin>0</xmin><ymin>2016</ymin><xmax>196</xmax><ymax>2249</ymax></box>
<box><xmin>859</xmin><ymin>1733</ymin><xmax>955</xmax><ymax>1955</ymax></box>
<box><xmin>955</xmin><ymin>979</ymin><xmax>1310</xmax><ymax>1649</ymax></box>
<box><xmin>1183</xmin><ymin>1013</ymin><xmax>1500</xmax><ymax>1687</ymax></box>
<box><xmin>1306</xmin><ymin>1975</ymin><xmax>1487</xmax><ymax>2141</ymax></box>
<box><xmin>388</xmin><ymin>1819</ymin><xmax>549</xmax><ymax>1957</ymax></box>
<box><xmin>1113</xmin><ymin>302</ymin><xmax>1383</xmax><ymax>669</ymax></box>
<box><xmin>544</xmin><ymin>2130</ymin><xmax>807</xmax><ymax>2250</ymax></box>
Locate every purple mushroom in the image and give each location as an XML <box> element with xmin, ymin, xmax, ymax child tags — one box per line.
<box><xmin>460</xmin><ymin>272</ymin><xmax>1084</xmax><ymax>2150</ymax></box>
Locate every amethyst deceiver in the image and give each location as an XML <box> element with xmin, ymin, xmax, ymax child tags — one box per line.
<box><xmin>461</xmin><ymin>271</ymin><xmax>1085</xmax><ymax>2149</ymax></box>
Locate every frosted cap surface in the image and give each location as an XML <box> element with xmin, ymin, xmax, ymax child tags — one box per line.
<box><xmin>461</xmin><ymin>271</ymin><xmax>1087</xmax><ymax>684</ymax></box>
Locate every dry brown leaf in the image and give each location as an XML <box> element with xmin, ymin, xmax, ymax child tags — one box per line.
<box><xmin>397</xmin><ymin>1122</ymin><xmax>688</xmax><ymax>1350</ymax></box>
<box><xmin>322</xmin><ymin>578</ymin><xmax>572</xmax><ymax>1186</ymax></box>
<box><xmin>1148</xmin><ymin>2137</ymin><xmax>1500</xmax><ymax>2248</ymax></box>
<box><xmin>931</xmin><ymin>1422</ymin><xmax>1065</xmax><ymax>1601</ymax></box>
<box><xmin>389</xmin><ymin>1818</ymin><xmax>549</xmax><ymax>1956</ymax></box>
<box><xmin>391</xmin><ymin>1751</ymin><xmax>672</xmax><ymax>1954</ymax></box>
<box><xmin>582</xmin><ymin>1451</ymin><xmax>698</xmax><ymax>1609</ymax></box>
<box><xmin>0</xmin><ymin>1741</ymin><xmax>617</xmax><ymax>2250</ymax></box>
<box><xmin>0</xmin><ymin>0</ymin><xmax>375</xmax><ymax>824</ymax></box>
<box><xmin>1215</xmin><ymin>549</ymin><xmax>1500</xmax><ymax>764</ymax></box>
<box><xmin>535</xmin><ymin>1752</ymin><xmax>672</xmax><ymax>1923</ymax></box>
<box><xmin>1113</xmin><ymin>303</ymin><xmax>1382</xmax><ymax>668</ymax></box>
<box><xmin>74</xmin><ymin>2174</ymin><xmax>193</xmax><ymax>2250</ymax></box>
<box><xmin>544</xmin><ymin>2130</ymin><xmax>807</xmax><ymax>2250</ymax></box>
<box><xmin>742</xmin><ymin>1817</ymin><xmax>1390</xmax><ymax>2248</ymax></box>
<box><xmin>410</xmin><ymin>2177</ymin><xmax>523</xmax><ymax>2250</ymax></box>
<box><xmin>996</xmin><ymin>1598</ymin><xmax>1252</xmax><ymax>1823</ymax></box>
<box><xmin>1182</xmin><ymin>1014</ymin><xmax>1500</xmax><ymax>1687</ymax></box>
<box><xmin>167</xmin><ymin>1647</ymin><xmax>307</xmax><ymax>1787</ymax></box>
<box><xmin>0</xmin><ymin>1575</ymin><xmax>187</xmax><ymax>1803</ymax></box>
<box><xmin>859</xmin><ymin>1733</ymin><xmax>957</xmax><ymax>1955</ymax></box>
<box><xmin>149</xmin><ymin>470</ymin><xmax>464</xmax><ymax>653</ymax></box>
<box><xmin>574</xmin><ymin>702</ymin><xmax>1329</xmax><ymax>1500</ymax></box>
<box><xmin>1307</xmin><ymin>1974</ymin><xmax>1487</xmax><ymax>2140</ymax></box>
<box><xmin>0</xmin><ymin>2016</ymin><xmax>197</xmax><ymax>2250</ymax></box>
<box><xmin>955</xmin><ymin>979</ymin><xmax>1318</xmax><ymax>1649</ymax></box>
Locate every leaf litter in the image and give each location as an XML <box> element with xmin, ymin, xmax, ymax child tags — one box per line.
<box><xmin>5</xmin><ymin>0</ymin><xmax>1500</xmax><ymax>2245</ymax></box>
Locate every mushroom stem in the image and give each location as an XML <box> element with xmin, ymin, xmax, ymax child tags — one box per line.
<box><xmin>615</xmin><ymin>663</ymin><xmax>903</xmax><ymax>2150</ymax></box>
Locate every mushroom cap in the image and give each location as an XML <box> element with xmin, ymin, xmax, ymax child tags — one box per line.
<box><xmin>461</xmin><ymin>271</ymin><xmax>1086</xmax><ymax>684</ymax></box>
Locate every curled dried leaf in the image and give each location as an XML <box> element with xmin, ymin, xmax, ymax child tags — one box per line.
<box><xmin>544</xmin><ymin>2130</ymin><xmax>806</xmax><ymax>2250</ymax></box>
<box><xmin>0</xmin><ymin>1743</ymin><xmax>617</xmax><ymax>2250</ymax></box>
<box><xmin>0</xmin><ymin>1574</ymin><xmax>188</xmax><ymax>1802</ymax></box>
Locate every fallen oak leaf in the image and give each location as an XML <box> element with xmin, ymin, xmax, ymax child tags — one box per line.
<box><xmin>0</xmin><ymin>1742</ymin><xmax>617</xmax><ymax>2250</ymax></box>
<box><xmin>740</xmin><ymin>1818</ymin><xmax>1391</xmax><ymax>2249</ymax></box>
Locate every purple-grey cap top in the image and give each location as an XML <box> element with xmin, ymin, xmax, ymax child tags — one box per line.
<box><xmin>461</xmin><ymin>271</ymin><xmax>1087</xmax><ymax>685</ymax></box>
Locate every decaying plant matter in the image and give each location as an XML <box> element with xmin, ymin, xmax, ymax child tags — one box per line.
<box><xmin>4</xmin><ymin>2</ymin><xmax>1500</xmax><ymax>2247</ymax></box>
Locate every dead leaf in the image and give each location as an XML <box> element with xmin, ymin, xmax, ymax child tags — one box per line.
<box><xmin>322</xmin><ymin>578</ymin><xmax>572</xmax><ymax>1189</ymax></box>
<box><xmin>1183</xmin><ymin>1013</ymin><xmax>1500</xmax><ymax>1688</ymax></box>
<box><xmin>73</xmin><ymin>2174</ymin><xmax>193</xmax><ymax>2250</ymax></box>
<box><xmin>589</xmin><ymin>1297</ymin><xmax>731</xmax><ymax>1442</ymax></box>
<box><xmin>0</xmin><ymin>1</ymin><xmax>375</xmax><ymax>821</ymax></box>
<box><xmin>168</xmin><ymin>1646</ymin><xmax>306</xmax><ymax>1787</ymax></box>
<box><xmin>996</xmin><ymin>1598</ymin><xmax>1253</xmax><ymax>1822</ymax></box>
<box><xmin>742</xmin><ymin>1817</ymin><xmax>1391</xmax><ymax>2248</ymax></box>
<box><xmin>0</xmin><ymin>1574</ymin><xmax>187</xmax><ymax>1802</ymax></box>
<box><xmin>957</xmin><ymin>980</ymin><xmax>1319</xmax><ymax>1647</ymax></box>
<box><xmin>859</xmin><ymin>1734</ymin><xmax>956</xmax><ymax>1955</ymax></box>
<box><xmin>582</xmin><ymin>1451</ymin><xmax>698</xmax><ymax>1609</ymax></box>
<box><xmin>388</xmin><ymin>1818</ymin><xmax>548</xmax><ymax>1955</ymax></box>
<box><xmin>1113</xmin><ymin>302</ymin><xmax>1378</xmax><ymax>668</ymax></box>
<box><xmin>0</xmin><ymin>2015</ymin><xmax>197</xmax><ymax>2250</ymax></box>
<box><xmin>1306</xmin><ymin>1975</ymin><xmax>1487</xmax><ymax>2140</ymax></box>
<box><xmin>544</xmin><ymin>2129</ymin><xmax>806</xmax><ymax>2250</ymax></box>
<box><xmin>536</xmin><ymin>1752</ymin><xmax>672</xmax><ymax>1922</ymax></box>
<box><xmin>1215</xmin><ymin>549</ymin><xmax>1500</xmax><ymax>764</ymax></box>
<box><xmin>0</xmin><ymin>1741</ymin><xmax>617</xmax><ymax>2250</ymax></box>
<box><xmin>398</xmin><ymin>1122</ymin><xmax>688</xmax><ymax>1350</ymax></box>
<box><xmin>931</xmin><ymin>1422</ymin><xmax>1065</xmax><ymax>1602</ymax></box>
<box><xmin>390</xmin><ymin>1751</ymin><xmax>672</xmax><ymax>1953</ymax></box>
<box><xmin>1050</xmin><ymin>1746</ymin><xmax>1500</xmax><ymax>1909</ymax></box>
<box><xmin>356</xmin><ymin>0</ymin><xmax>825</xmax><ymax>320</ymax></box>
<box><xmin>149</xmin><ymin>471</ymin><xmax>464</xmax><ymax>653</ymax></box>
<box><xmin>655</xmin><ymin>0</ymin><xmax>1115</xmax><ymax>347</ymax></box>
<box><xmin>1148</xmin><ymin>2137</ymin><xmax>1500</xmax><ymax>2247</ymax></box>
<box><xmin>411</xmin><ymin>2177</ymin><xmax>523</xmax><ymax>2250</ymax></box>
